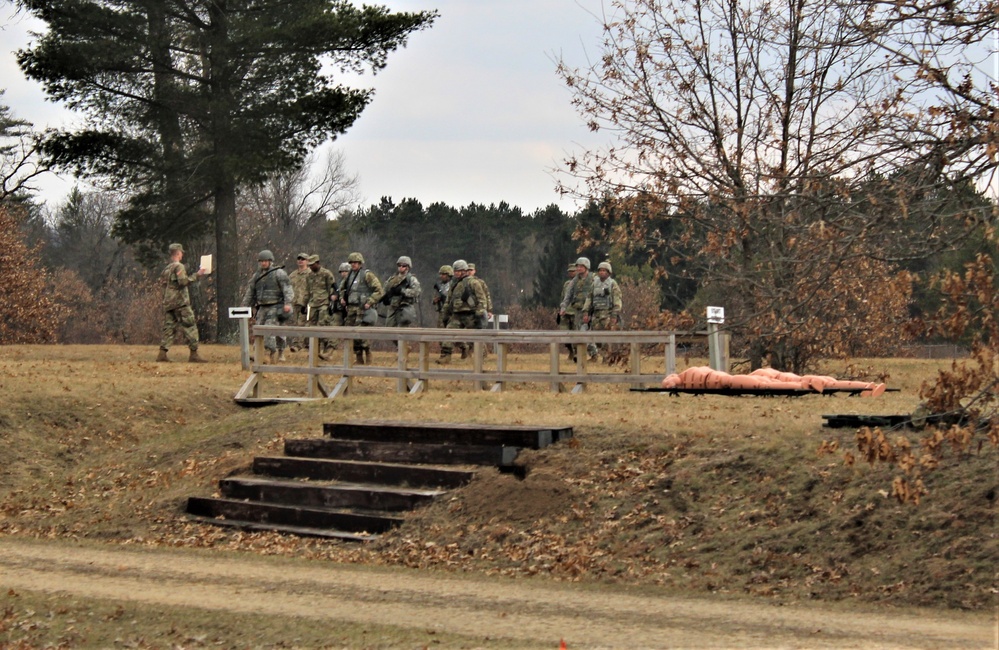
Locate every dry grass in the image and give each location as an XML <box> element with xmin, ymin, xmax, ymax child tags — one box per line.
<box><xmin>0</xmin><ymin>344</ymin><xmax>994</xmax><ymax>618</ymax></box>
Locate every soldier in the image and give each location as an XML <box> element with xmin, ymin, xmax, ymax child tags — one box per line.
<box><xmin>558</xmin><ymin>257</ymin><xmax>593</xmax><ymax>362</ymax></box>
<box><xmin>556</xmin><ymin>262</ymin><xmax>577</xmax><ymax>360</ymax></box>
<box><xmin>157</xmin><ymin>243</ymin><xmax>207</xmax><ymax>363</ymax></box>
<box><xmin>287</xmin><ymin>252</ymin><xmax>311</xmax><ymax>352</ymax></box>
<box><xmin>382</xmin><ymin>256</ymin><xmax>422</xmax><ymax>328</ymax></box>
<box><xmin>432</xmin><ymin>265</ymin><xmax>453</xmax><ymax>328</ymax></box>
<box><xmin>240</xmin><ymin>249</ymin><xmax>294</xmax><ymax>364</ymax></box>
<box><xmin>329</xmin><ymin>262</ymin><xmax>351</xmax><ymax>327</ymax></box>
<box><xmin>589</xmin><ymin>261</ymin><xmax>623</xmax><ymax>360</ymax></box>
<box><xmin>466</xmin><ymin>262</ymin><xmax>493</xmax><ymax>327</ymax></box>
<box><xmin>306</xmin><ymin>254</ymin><xmax>338</xmax><ymax>358</ymax></box>
<box><xmin>437</xmin><ymin>259</ymin><xmax>487</xmax><ymax>365</ymax></box>
<box><xmin>339</xmin><ymin>251</ymin><xmax>384</xmax><ymax>365</ymax></box>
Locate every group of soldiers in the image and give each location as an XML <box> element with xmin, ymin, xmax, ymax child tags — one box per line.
<box><xmin>157</xmin><ymin>245</ymin><xmax>621</xmax><ymax>366</ymax></box>
<box><xmin>238</xmin><ymin>249</ymin><xmax>424</xmax><ymax>365</ymax></box>
<box><xmin>557</xmin><ymin>256</ymin><xmax>623</xmax><ymax>362</ymax></box>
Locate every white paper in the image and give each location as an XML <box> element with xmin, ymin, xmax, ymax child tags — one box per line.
<box><xmin>200</xmin><ymin>254</ymin><xmax>213</xmax><ymax>274</ymax></box>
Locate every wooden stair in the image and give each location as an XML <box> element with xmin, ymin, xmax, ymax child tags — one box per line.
<box><xmin>185</xmin><ymin>420</ymin><xmax>572</xmax><ymax>540</ymax></box>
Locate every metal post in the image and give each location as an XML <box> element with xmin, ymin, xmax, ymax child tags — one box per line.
<box><xmin>706</xmin><ymin>306</ymin><xmax>725</xmax><ymax>371</ymax></box>
<box><xmin>228</xmin><ymin>307</ymin><xmax>253</xmax><ymax>370</ymax></box>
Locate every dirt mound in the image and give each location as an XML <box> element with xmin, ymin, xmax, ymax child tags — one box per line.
<box><xmin>458</xmin><ymin>466</ymin><xmax>579</xmax><ymax>526</ymax></box>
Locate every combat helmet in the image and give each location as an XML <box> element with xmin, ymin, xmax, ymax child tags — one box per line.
<box><xmin>439</xmin><ymin>265</ymin><xmax>453</xmax><ymax>276</ymax></box>
<box><xmin>258</xmin><ymin>249</ymin><xmax>275</xmax><ymax>261</ymax></box>
<box><xmin>452</xmin><ymin>259</ymin><xmax>468</xmax><ymax>272</ymax></box>
<box><xmin>338</xmin><ymin>262</ymin><xmax>350</xmax><ymax>272</ymax></box>
<box><xmin>575</xmin><ymin>256</ymin><xmax>591</xmax><ymax>270</ymax></box>
<box><xmin>396</xmin><ymin>255</ymin><xmax>412</xmax><ymax>267</ymax></box>
<box><xmin>168</xmin><ymin>243</ymin><xmax>184</xmax><ymax>253</ymax></box>
<box><xmin>347</xmin><ymin>252</ymin><xmax>364</xmax><ymax>264</ymax></box>
<box><xmin>597</xmin><ymin>261</ymin><xmax>612</xmax><ymax>273</ymax></box>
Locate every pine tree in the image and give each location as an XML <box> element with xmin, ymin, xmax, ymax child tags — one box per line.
<box><xmin>17</xmin><ymin>0</ymin><xmax>436</xmax><ymax>338</ymax></box>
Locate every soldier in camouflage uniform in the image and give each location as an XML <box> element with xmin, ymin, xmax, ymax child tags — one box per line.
<box><xmin>556</xmin><ymin>262</ymin><xmax>577</xmax><ymax>359</ymax></box>
<box><xmin>329</xmin><ymin>262</ymin><xmax>350</xmax><ymax>327</ymax></box>
<box><xmin>287</xmin><ymin>252</ymin><xmax>311</xmax><ymax>352</ymax></box>
<box><xmin>589</xmin><ymin>261</ymin><xmax>623</xmax><ymax>360</ymax></box>
<box><xmin>437</xmin><ymin>259</ymin><xmax>487</xmax><ymax>364</ymax></box>
<box><xmin>382</xmin><ymin>256</ymin><xmax>422</xmax><ymax>328</ymax></box>
<box><xmin>558</xmin><ymin>257</ymin><xmax>593</xmax><ymax>362</ymax></box>
<box><xmin>157</xmin><ymin>243</ymin><xmax>207</xmax><ymax>362</ymax></box>
<box><xmin>338</xmin><ymin>251</ymin><xmax>384</xmax><ymax>365</ymax></box>
<box><xmin>240</xmin><ymin>249</ymin><xmax>294</xmax><ymax>363</ymax></box>
<box><xmin>432</xmin><ymin>265</ymin><xmax>453</xmax><ymax>328</ymax></box>
<box><xmin>306</xmin><ymin>255</ymin><xmax>338</xmax><ymax>358</ymax></box>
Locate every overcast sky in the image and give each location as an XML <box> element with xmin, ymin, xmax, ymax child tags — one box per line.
<box><xmin>1</xmin><ymin>1</ymin><xmax>610</xmax><ymax>214</ymax></box>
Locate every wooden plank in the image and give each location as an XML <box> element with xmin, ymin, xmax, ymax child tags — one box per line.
<box><xmin>185</xmin><ymin>515</ymin><xmax>377</xmax><ymax>541</ymax></box>
<box><xmin>285</xmin><ymin>438</ymin><xmax>520</xmax><ymax>466</ymax></box>
<box><xmin>822</xmin><ymin>414</ymin><xmax>911</xmax><ymax>428</ymax></box>
<box><xmin>185</xmin><ymin>496</ymin><xmax>404</xmax><ymax>533</ymax></box>
<box><xmin>252</xmin><ymin>456</ymin><xmax>476</xmax><ymax>488</ymax></box>
<box><xmin>323</xmin><ymin>420</ymin><xmax>572</xmax><ymax>448</ymax></box>
<box><xmin>219</xmin><ymin>477</ymin><xmax>442</xmax><ymax>512</ymax></box>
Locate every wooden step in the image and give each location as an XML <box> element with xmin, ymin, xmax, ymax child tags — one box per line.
<box><xmin>822</xmin><ymin>414</ymin><xmax>911</xmax><ymax>428</ymax></box>
<box><xmin>253</xmin><ymin>456</ymin><xmax>475</xmax><ymax>489</ymax></box>
<box><xmin>185</xmin><ymin>515</ymin><xmax>377</xmax><ymax>541</ymax></box>
<box><xmin>285</xmin><ymin>438</ymin><xmax>519</xmax><ymax>466</ymax></box>
<box><xmin>323</xmin><ymin>420</ymin><xmax>572</xmax><ymax>448</ymax></box>
<box><xmin>185</xmin><ymin>496</ymin><xmax>403</xmax><ymax>533</ymax></box>
<box><xmin>219</xmin><ymin>477</ymin><xmax>443</xmax><ymax>512</ymax></box>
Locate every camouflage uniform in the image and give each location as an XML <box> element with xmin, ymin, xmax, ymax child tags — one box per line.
<box><xmin>559</xmin><ymin>265</ymin><xmax>593</xmax><ymax>360</ymax></box>
<box><xmin>590</xmin><ymin>270</ymin><xmax>622</xmax><ymax>358</ymax></box>
<box><xmin>287</xmin><ymin>254</ymin><xmax>311</xmax><ymax>350</ymax></box>
<box><xmin>557</xmin><ymin>264</ymin><xmax>577</xmax><ymax>358</ymax></box>
<box><xmin>159</xmin><ymin>258</ymin><xmax>201</xmax><ymax>354</ymax></box>
<box><xmin>382</xmin><ymin>270</ymin><xmax>422</xmax><ymax>327</ymax></box>
<box><xmin>340</xmin><ymin>263</ymin><xmax>384</xmax><ymax>356</ymax></box>
<box><xmin>440</xmin><ymin>267</ymin><xmax>488</xmax><ymax>360</ymax></box>
<box><xmin>306</xmin><ymin>261</ymin><xmax>338</xmax><ymax>353</ymax></box>
<box><xmin>241</xmin><ymin>259</ymin><xmax>294</xmax><ymax>354</ymax></box>
<box><xmin>432</xmin><ymin>272</ymin><xmax>452</xmax><ymax>328</ymax></box>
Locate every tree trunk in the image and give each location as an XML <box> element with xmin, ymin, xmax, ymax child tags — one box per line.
<box><xmin>215</xmin><ymin>182</ymin><xmax>239</xmax><ymax>341</ymax></box>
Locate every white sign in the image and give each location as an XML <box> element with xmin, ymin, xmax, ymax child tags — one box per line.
<box><xmin>228</xmin><ymin>307</ymin><xmax>253</xmax><ymax>319</ymax></box>
<box><xmin>706</xmin><ymin>306</ymin><xmax>725</xmax><ymax>324</ymax></box>
<box><xmin>200</xmin><ymin>254</ymin><xmax>213</xmax><ymax>274</ymax></box>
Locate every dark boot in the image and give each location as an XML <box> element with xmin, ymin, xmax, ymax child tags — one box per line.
<box><xmin>355</xmin><ymin>351</ymin><xmax>365</xmax><ymax>365</ymax></box>
<box><xmin>188</xmin><ymin>349</ymin><xmax>208</xmax><ymax>363</ymax></box>
<box><xmin>156</xmin><ymin>348</ymin><xmax>170</xmax><ymax>362</ymax></box>
<box><xmin>435</xmin><ymin>353</ymin><xmax>451</xmax><ymax>365</ymax></box>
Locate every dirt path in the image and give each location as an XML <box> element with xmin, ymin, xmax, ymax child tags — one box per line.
<box><xmin>0</xmin><ymin>538</ymin><xmax>993</xmax><ymax>649</ymax></box>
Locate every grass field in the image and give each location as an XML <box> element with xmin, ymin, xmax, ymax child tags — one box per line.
<box><xmin>0</xmin><ymin>344</ymin><xmax>994</xmax><ymax>631</ymax></box>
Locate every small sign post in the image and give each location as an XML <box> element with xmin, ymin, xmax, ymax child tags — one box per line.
<box><xmin>707</xmin><ymin>306</ymin><xmax>725</xmax><ymax>371</ymax></box>
<box><xmin>229</xmin><ymin>307</ymin><xmax>253</xmax><ymax>370</ymax></box>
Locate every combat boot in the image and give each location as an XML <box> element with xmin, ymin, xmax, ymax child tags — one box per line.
<box><xmin>355</xmin><ymin>351</ymin><xmax>365</xmax><ymax>365</ymax></box>
<box><xmin>188</xmin><ymin>349</ymin><xmax>208</xmax><ymax>363</ymax></box>
<box><xmin>268</xmin><ymin>350</ymin><xmax>277</xmax><ymax>364</ymax></box>
<box><xmin>277</xmin><ymin>350</ymin><xmax>287</xmax><ymax>362</ymax></box>
<box><xmin>364</xmin><ymin>349</ymin><xmax>372</xmax><ymax>365</ymax></box>
<box><xmin>435</xmin><ymin>353</ymin><xmax>451</xmax><ymax>365</ymax></box>
<box><xmin>156</xmin><ymin>348</ymin><xmax>170</xmax><ymax>362</ymax></box>
<box><xmin>460</xmin><ymin>347</ymin><xmax>469</xmax><ymax>359</ymax></box>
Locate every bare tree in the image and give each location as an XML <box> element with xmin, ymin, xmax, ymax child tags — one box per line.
<box><xmin>240</xmin><ymin>149</ymin><xmax>360</xmax><ymax>263</ymax></box>
<box><xmin>0</xmin><ymin>91</ymin><xmax>49</xmax><ymax>202</ymax></box>
<box><xmin>556</xmin><ymin>0</ymin><xmax>986</xmax><ymax>371</ymax></box>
